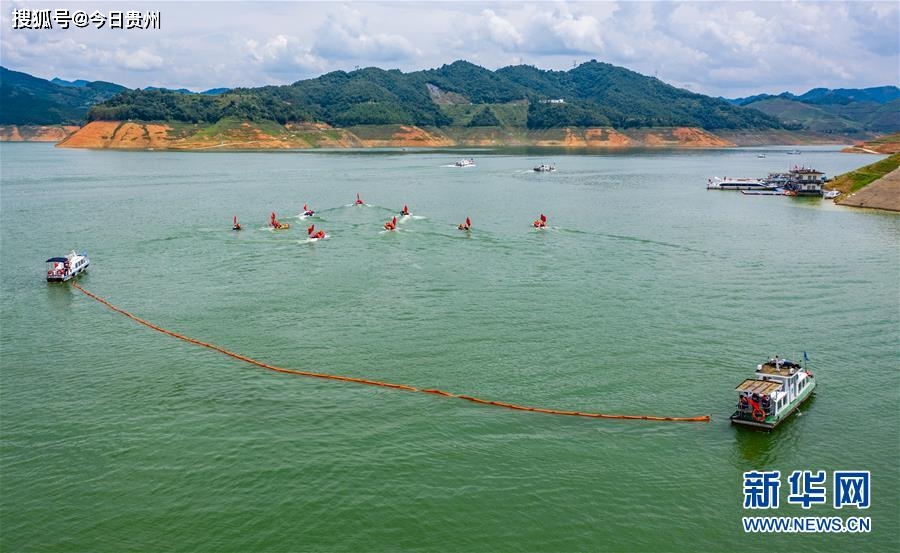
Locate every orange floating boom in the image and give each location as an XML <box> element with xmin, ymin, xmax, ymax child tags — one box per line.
<box><xmin>71</xmin><ymin>282</ymin><xmax>709</xmax><ymax>423</ymax></box>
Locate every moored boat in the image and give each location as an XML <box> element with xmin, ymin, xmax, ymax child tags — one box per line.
<box><xmin>764</xmin><ymin>166</ymin><xmax>828</xmax><ymax>196</ymax></box>
<box><xmin>46</xmin><ymin>250</ymin><xmax>90</xmax><ymax>282</ymax></box>
<box><xmin>731</xmin><ymin>356</ymin><xmax>816</xmax><ymax>430</ymax></box>
<box><xmin>707</xmin><ymin>177</ymin><xmax>771</xmax><ymax>190</ymax></box>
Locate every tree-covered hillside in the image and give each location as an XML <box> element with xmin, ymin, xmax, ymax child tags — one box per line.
<box><xmin>83</xmin><ymin>60</ymin><xmax>781</xmax><ymax>131</ymax></box>
<box><xmin>0</xmin><ymin>67</ymin><xmax>126</xmax><ymax>125</ymax></box>
<box><xmin>729</xmin><ymin>86</ymin><xmax>900</xmax><ymax>133</ymax></box>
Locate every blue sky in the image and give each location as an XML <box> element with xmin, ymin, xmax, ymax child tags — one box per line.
<box><xmin>2</xmin><ymin>0</ymin><xmax>898</xmax><ymax>98</ymax></box>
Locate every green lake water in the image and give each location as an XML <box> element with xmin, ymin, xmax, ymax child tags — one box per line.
<box><xmin>1</xmin><ymin>143</ymin><xmax>898</xmax><ymax>552</ymax></box>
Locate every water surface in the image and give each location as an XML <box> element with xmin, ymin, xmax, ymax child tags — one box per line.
<box><xmin>1</xmin><ymin>143</ymin><xmax>898</xmax><ymax>552</ymax></box>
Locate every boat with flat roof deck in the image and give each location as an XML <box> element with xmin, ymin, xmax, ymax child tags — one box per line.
<box><xmin>731</xmin><ymin>355</ymin><xmax>816</xmax><ymax>430</ymax></box>
<box><xmin>706</xmin><ymin>177</ymin><xmax>771</xmax><ymax>190</ymax></box>
<box><xmin>46</xmin><ymin>250</ymin><xmax>89</xmax><ymax>282</ymax></box>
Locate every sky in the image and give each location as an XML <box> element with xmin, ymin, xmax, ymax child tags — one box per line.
<box><xmin>2</xmin><ymin>0</ymin><xmax>898</xmax><ymax>98</ymax></box>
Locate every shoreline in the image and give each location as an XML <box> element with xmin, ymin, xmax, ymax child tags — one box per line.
<box><xmin>834</xmin><ymin>167</ymin><xmax>900</xmax><ymax>212</ymax></box>
<box><xmin>1</xmin><ymin>122</ymin><xmax>869</xmax><ymax>150</ymax></box>
<box><xmin>829</xmin><ymin>152</ymin><xmax>900</xmax><ymax>213</ymax></box>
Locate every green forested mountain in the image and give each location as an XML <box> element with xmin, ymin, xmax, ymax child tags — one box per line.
<box><xmin>3</xmin><ymin>60</ymin><xmax>801</xmax><ymax>130</ymax></box>
<box><xmin>6</xmin><ymin>61</ymin><xmax>896</xmax><ymax>134</ymax></box>
<box><xmin>83</xmin><ymin>60</ymin><xmax>783</xmax><ymax>131</ymax></box>
<box><xmin>0</xmin><ymin>67</ymin><xmax>126</xmax><ymax>125</ymax></box>
<box><xmin>729</xmin><ymin>86</ymin><xmax>900</xmax><ymax>133</ymax></box>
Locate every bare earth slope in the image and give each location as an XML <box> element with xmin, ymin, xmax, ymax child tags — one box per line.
<box><xmin>841</xmin><ymin>133</ymin><xmax>900</xmax><ymax>154</ymax></box>
<box><xmin>57</xmin><ymin>121</ymin><xmax>735</xmax><ymax>150</ymax></box>
<box><xmin>0</xmin><ymin>125</ymin><xmax>80</xmax><ymax>141</ymax></box>
<box><xmin>836</xmin><ymin>168</ymin><xmax>900</xmax><ymax>212</ymax></box>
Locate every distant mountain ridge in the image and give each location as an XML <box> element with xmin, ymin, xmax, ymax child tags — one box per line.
<box><xmin>728</xmin><ymin>86</ymin><xmax>900</xmax><ymax>106</ymax></box>
<box><xmin>1</xmin><ymin>67</ymin><xmax>230</xmax><ymax>126</ymax></box>
<box><xmin>1</xmin><ymin>67</ymin><xmax>127</xmax><ymax>125</ymax></box>
<box><xmin>144</xmin><ymin>86</ymin><xmax>231</xmax><ymax>95</ymax></box>
<box><xmin>727</xmin><ymin>86</ymin><xmax>899</xmax><ymax>134</ymax></box>
<box><xmin>84</xmin><ymin>59</ymin><xmax>783</xmax><ymax>131</ymax></box>
<box><xmin>3</xmin><ymin>62</ymin><xmax>896</xmax><ymax>137</ymax></box>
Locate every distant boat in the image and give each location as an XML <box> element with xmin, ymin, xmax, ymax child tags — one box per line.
<box><xmin>823</xmin><ymin>190</ymin><xmax>841</xmax><ymax>199</ymax></box>
<box><xmin>454</xmin><ymin>158</ymin><xmax>475</xmax><ymax>168</ymax></box>
<box><xmin>46</xmin><ymin>250</ymin><xmax>89</xmax><ymax>282</ymax></box>
<box><xmin>787</xmin><ymin>150</ymin><xmax>801</xmax><ymax>155</ymax></box>
<box><xmin>757</xmin><ymin>154</ymin><xmax>766</xmax><ymax>158</ymax></box>
<box><xmin>533</xmin><ymin>163</ymin><xmax>555</xmax><ymax>172</ymax></box>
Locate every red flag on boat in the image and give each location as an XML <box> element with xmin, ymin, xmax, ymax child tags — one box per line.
<box><xmin>540</xmin><ymin>213</ymin><xmax>546</xmax><ymax>222</ymax></box>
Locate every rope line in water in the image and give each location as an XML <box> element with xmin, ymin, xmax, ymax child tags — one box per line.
<box><xmin>72</xmin><ymin>283</ymin><xmax>710</xmax><ymax>423</ymax></box>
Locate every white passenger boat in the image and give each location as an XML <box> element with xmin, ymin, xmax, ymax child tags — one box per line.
<box><xmin>454</xmin><ymin>158</ymin><xmax>475</xmax><ymax>167</ymax></box>
<box><xmin>533</xmin><ymin>163</ymin><xmax>555</xmax><ymax>172</ymax></box>
<box><xmin>730</xmin><ymin>356</ymin><xmax>816</xmax><ymax>430</ymax></box>
<box><xmin>46</xmin><ymin>250</ymin><xmax>90</xmax><ymax>282</ymax></box>
<box><xmin>707</xmin><ymin>177</ymin><xmax>770</xmax><ymax>190</ymax></box>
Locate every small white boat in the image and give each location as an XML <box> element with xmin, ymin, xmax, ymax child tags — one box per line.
<box><xmin>731</xmin><ymin>356</ymin><xmax>816</xmax><ymax>430</ymax></box>
<box><xmin>454</xmin><ymin>158</ymin><xmax>475</xmax><ymax>168</ymax></box>
<box><xmin>823</xmin><ymin>190</ymin><xmax>841</xmax><ymax>199</ymax></box>
<box><xmin>533</xmin><ymin>163</ymin><xmax>555</xmax><ymax>172</ymax></box>
<box><xmin>46</xmin><ymin>250</ymin><xmax>90</xmax><ymax>282</ymax></box>
<box><xmin>757</xmin><ymin>154</ymin><xmax>766</xmax><ymax>158</ymax></box>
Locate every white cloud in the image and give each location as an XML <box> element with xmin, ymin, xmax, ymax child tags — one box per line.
<box><xmin>114</xmin><ymin>47</ymin><xmax>163</xmax><ymax>71</ymax></box>
<box><xmin>242</xmin><ymin>34</ymin><xmax>324</xmax><ymax>83</ymax></box>
<box><xmin>312</xmin><ymin>5</ymin><xmax>420</xmax><ymax>63</ymax></box>
<box><xmin>0</xmin><ymin>1</ymin><xmax>896</xmax><ymax>97</ymax></box>
<box><xmin>520</xmin><ymin>4</ymin><xmax>607</xmax><ymax>55</ymax></box>
<box><xmin>480</xmin><ymin>9</ymin><xmax>523</xmax><ymax>50</ymax></box>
